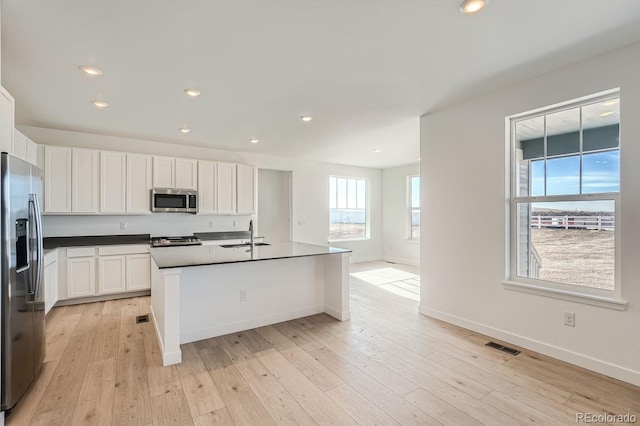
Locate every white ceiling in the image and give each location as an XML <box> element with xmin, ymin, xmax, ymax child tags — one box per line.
<box><xmin>2</xmin><ymin>0</ymin><xmax>640</xmax><ymax>168</ymax></box>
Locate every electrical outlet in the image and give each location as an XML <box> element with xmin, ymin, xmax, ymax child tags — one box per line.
<box><xmin>240</xmin><ymin>290</ymin><xmax>248</xmax><ymax>302</ymax></box>
<box><xmin>564</xmin><ymin>312</ymin><xmax>575</xmax><ymax>327</ymax></box>
<box><xmin>209</xmin><ymin>220</ymin><xmax>215</xmax><ymax>228</ymax></box>
<box><xmin>120</xmin><ymin>222</ymin><xmax>128</xmax><ymax>230</ymax></box>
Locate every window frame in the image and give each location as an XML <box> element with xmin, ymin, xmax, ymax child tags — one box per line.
<box><xmin>505</xmin><ymin>89</ymin><xmax>625</xmax><ymax>309</ymax></box>
<box><xmin>328</xmin><ymin>175</ymin><xmax>370</xmax><ymax>242</ymax></box>
<box><xmin>407</xmin><ymin>175</ymin><xmax>420</xmax><ymax>241</ymax></box>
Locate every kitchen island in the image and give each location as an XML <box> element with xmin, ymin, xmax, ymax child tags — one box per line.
<box><xmin>149</xmin><ymin>241</ymin><xmax>351</xmax><ymax>365</ymax></box>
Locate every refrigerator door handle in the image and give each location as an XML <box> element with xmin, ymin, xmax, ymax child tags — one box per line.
<box><xmin>29</xmin><ymin>194</ymin><xmax>44</xmax><ymax>299</ymax></box>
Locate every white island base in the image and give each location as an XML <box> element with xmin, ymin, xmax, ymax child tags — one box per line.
<box><xmin>150</xmin><ymin>245</ymin><xmax>350</xmax><ymax>366</ymax></box>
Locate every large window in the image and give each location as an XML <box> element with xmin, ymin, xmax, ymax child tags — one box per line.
<box><xmin>510</xmin><ymin>92</ymin><xmax>620</xmax><ymax>296</ymax></box>
<box><xmin>329</xmin><ymin>176</ymin><xmax>368</xmax><ymax>241</ymax></box>
<box><xmin>408</xmin><ymin>176</ymin><xmax>420</xmax><ymax>240</ymax></box>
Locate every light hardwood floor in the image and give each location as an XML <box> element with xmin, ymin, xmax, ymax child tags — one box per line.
<box><xmin>6</xmin><ymin>261</ymin><xmax>640</xmax><ymax>425</ymax></box>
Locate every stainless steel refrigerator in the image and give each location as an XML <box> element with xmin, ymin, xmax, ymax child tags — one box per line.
<box><xmin>0</xmin><ymin>153</ymin><xmax>45</xmax><ymax>411</ymax></box>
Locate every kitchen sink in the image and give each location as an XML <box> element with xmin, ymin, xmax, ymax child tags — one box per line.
<box><xmin>220</xmin><ymin>242</ymin><xmax>271</xmax><ymax>248</ymax></box>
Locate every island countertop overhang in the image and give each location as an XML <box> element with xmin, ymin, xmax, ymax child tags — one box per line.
<box><xmin>150</xmin><ymin>241</ymin><xmax>351</xmax><ymax>269</ymax></box>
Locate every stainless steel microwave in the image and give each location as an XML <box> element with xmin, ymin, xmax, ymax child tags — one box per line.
<box><xmin>151</xmin><ymin>188</ymin><xmax>197</xmax><ymax>213</ymax></box>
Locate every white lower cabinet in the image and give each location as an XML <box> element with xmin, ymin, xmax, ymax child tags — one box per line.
<box><xmin>44</xmin><ymin>251</ymin><xmax>59</xmax><ymax>314</ymax></box>
<box><xmin>67</xmin><ymin>257</ymin><xmax>97</xmax><ymax>298</ymax></box>
<box><xmin>61</xmin><ymin>245</ymin><xmax>150</xmax><ymax>301</ymax></box>
<box><xmin>98</xmin><ymin>255</ymin><xmax>127</xmax><ymax>294</ymax></box>
<box><xmin>126</xmin><ymin>254</ymin><xmax>151</xmax><ymax>291</ymax></box>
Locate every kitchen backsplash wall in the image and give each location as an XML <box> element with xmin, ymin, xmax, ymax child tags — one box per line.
<box><xmin>42</xmin><ymin>214</ymin><xmax>253</xmax><ymax>238</ymax></box>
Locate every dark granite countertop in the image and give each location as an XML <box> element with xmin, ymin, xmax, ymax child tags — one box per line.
<box><xmin>150</xmin><ymin>241</ymin><xmax>351</xmax><ymax>269</ymax></box>
<box><xmin>43</xmin><ymin>234</ymin><xmax>151</xmax><ymax>250</ymax></box>
<box><xmin>193</xmin><ymin>231</ymin><xmax>252</xmax><ymax>241</ymax></box>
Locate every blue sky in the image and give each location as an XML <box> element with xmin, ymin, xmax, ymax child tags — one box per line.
<box><xmin>530</xmin><ymin>150</ymin><xmax>618</xmax><ymax>212</ymax></box>
<box><xmin>411</xmin><ymin>176</ymin><xmax>420</xmax><ymax>208</ymax></box>
<box><xmin>531</xmin><ymin>150</ymin><xmax>619</xmax><ymax>196</ymax></box>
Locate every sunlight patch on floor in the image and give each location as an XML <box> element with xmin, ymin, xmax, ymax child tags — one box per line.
<box><xmin>350</xmin><ymin>268</ymin><xmax>417</xmax><ymax>285</ymax></box>
<box><xmin>350</xmin><ymin>267</ymin><xmax>420</xmax><ymax>301</ymax></box>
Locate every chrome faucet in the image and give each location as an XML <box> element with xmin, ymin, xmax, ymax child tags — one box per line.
<box><xmin>249</xmin><ymin>219</ymin><xmax>254</xmax><ymax>247</ymax></box>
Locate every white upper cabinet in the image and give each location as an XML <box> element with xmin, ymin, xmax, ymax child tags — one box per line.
<box><xmin>100</xmin><ymin>151</ymin><xmax>126</xmax><ymax>213</ymax></box>
<box><xmin>42</xmin><ymin>145</ymin><xmax>255</xmax><ymax>216</ymax></box>
<box><xmin>153</xmin><ymin>156</ymin><xmax>197</xmax><ymax>190</ymax></box>
<box><xmin>44</xmin><ymin>145</ymin><xmax>72</xmax><ymax>213</ymax></box>
<box><xmin>26</xmin><ymin>139</ymin><xmax>37</xmax><ymax>165</ymax></box>
<box><xmin>153</xmin><ymin>156</ymin><xmax>175</xmax><ymax>188</ymax></box>
<box><xmin>197</xmin><ymin>160</ymin><xmax>217</xmax><ymax>214</ymax></box>
<box><xmin>127</xmin><ymin>153</ymin><xmax>152</xmax><ymax>213</ymax></box>
<box><xmin>72</xmin><ymin>148</ymin><xmax>99</xmax><ymax>213</ymax></box>
<box><xmin>0</xmin><ymin>87</ymin><xmax>15</xmax><ymax>155</ymax></box>
<box><xmin>13</xmin><ymin>129</ymin><xmax>38</xmax><ymax>165</ymax></box>
<box><xmin>175</xmin><ymin>158</ymin><xmax>198</xmax><ymax>190</ymax></box>
<box><xmin>12</xmin><ymin>129</ymin><xmax>27</xmax><ymax>160</ymax></box>
<box><xmin>217</xmin><ymin>162</ymin><xmax>236</xmax><ymax>214</ymax></box>
<box><xmin>236</xmin><ymin>164</ymin><xmax>256</xmax><ymax>215</ymax></box>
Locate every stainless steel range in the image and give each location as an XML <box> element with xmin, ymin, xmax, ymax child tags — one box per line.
<box><xmin>151</xmin><ymin>236</ymin><xmax>202</xmax><ymax>247</ymax></box>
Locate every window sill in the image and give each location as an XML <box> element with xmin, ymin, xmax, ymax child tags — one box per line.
<box><xmin>328</xmin><ymin>238</ymin><xmax>370</xmax><ymax>243</ymax></box>
<box><xmin>502</xmin><ymin>280</ymin><xmax>627</xmax><ymax>311</ymax></box>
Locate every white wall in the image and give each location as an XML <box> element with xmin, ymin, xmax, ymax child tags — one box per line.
<box><xmin>21</xmin><ymin>126</ymin><xmax>382</xmax><ymax>262</ymax></box>
<box><xmin>382</xmin><ymin>163</ymin><xmax>420</xmax><ymax>265</ymax></box>
<box><xmin>258</xmin><ymin>169</ymin><xmax>291</xmax><ymax>243</ymax></box>
<box><xmin>420</xmin><ymin>42</ymin><xmax>640</xmax><ymax>385</ymax></box>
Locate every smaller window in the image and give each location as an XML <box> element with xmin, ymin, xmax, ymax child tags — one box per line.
<box><xmin>329</xmin><ymin>176</ymin><xmax>369</xmax><ymax>241</ymax></box>
<box><xmin>408</xmin><ymin>176</ymin><xmax>420</xmax><ymax>240</ymax></box>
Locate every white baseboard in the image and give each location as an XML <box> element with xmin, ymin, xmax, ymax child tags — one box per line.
<box><xmin>55</xmin><ymin>290</ymin><xmax>151</xmax><ymax>307</ymax></box>
<box><xmin>382</xmin><ymin>256</ymin><xmax>420</xmax><ymax>267</ymax></box>
<box><xmin>349</xmin><ymin>256</ymin><xmax>381</xmax><ymax>264</ymax></box>
<box><xmin>180</xmin><ymin>305</ymin><xmax>325</xmax><ymax>344</ymax></box>
<box><xmin>325</xmin><ymin>306</ymin><xmax>350</xmax><ymax>321</ymax></box>
<box><xmin>150</xmin><ymin>305</ymin><xmax>182</xmax><ymax>366</ymax></box>
<box><xmin>419</xmin><ymin>305</ymin><xmax>640</xmax><ymax>387</ymax></box>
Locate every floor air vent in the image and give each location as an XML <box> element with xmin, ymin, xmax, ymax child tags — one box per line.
<box><xmin>485</xmin><ymin>341</ymin><xmax>521</xmax><ymax>355</ymax></box>
<box><xmin>136</xmin><ymin>314</ymin><xmax>150</xmax><ymax>324</ymax></box>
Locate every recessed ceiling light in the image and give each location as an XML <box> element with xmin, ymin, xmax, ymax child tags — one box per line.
<box><xmin>184</xmin><ymin>89</ymin><xmax>201</xmax><ymax>97</ymax></box>
<box><xmin>374</xmin><ymin>149</ymin><xmax>381</xmax><ymax>153</ymax></box>
<box><xmin>460</xmin><ymin>0</ymin><xmax>488</xmax><ymax>14</ymax></box>
<box><xmin>417</xmin><ymin>157</ymin><xmax>421</xmax><ymax>161</ymax></box>
<box><xmin>603</xmin><ymin>100</ymin><xmax>618</xmax><ymax>106</ymax></box>
<box><xmin>600</xmin><ymin>111</ymin><xmax>614</xmax><ymax>117</ymax></box>
<box><xmin>179</xmin><ymin>128</ymin><xmax>191</xmax><ymax>134</ymax></box>
<box><xmin>91</xmin><ymin>100</ymin><xmax>109</xmax><ymax>109</ymax></box>
<box><xmin>79</xmin><ymin>66</ymin><xmax>102</xmax><ymax>76</ymax></box>
<box><xmin>250</xmin><ymin>139</ymin><xmax>259</xmax><ymax>144</ymax></box>
<box><xmin>301</xmin><ymin>116</ymin><xmax>313</xmax><ymax>122</ymax></box>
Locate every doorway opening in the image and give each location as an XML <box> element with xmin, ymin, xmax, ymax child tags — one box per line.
<box><xmin>257</xmin><ymin>169</ymin><xmax>292</xmax><ymax>243</ymax></box>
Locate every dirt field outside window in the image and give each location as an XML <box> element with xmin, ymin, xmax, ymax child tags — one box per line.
<box><xmin>530</xmin><ymin>228</ymin><xmax>614</xmax><ymax>290</ymax></box>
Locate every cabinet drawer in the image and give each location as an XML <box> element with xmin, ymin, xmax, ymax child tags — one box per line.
<box><xmin>98</xmin><ymin>245</ymin><xmax>150</xmax><ymax>256</ymax></box>
<box><xmin>66</xmin><ymin>247</ymin><xmax>96</xmax><ymax>258</ymax></box>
